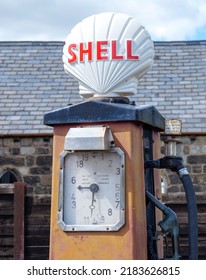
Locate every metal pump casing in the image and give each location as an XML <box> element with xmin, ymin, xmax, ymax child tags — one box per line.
<box><xmin>44</xmin><ymin>98</ymin><xmax>165</xmax><ymax>260</ymax></box>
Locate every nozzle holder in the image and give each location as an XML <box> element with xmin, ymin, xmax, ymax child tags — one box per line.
<box><xmin>164</xmin><ymin>138</ymin><xmax>182</xmax><ymax>157</ymax></box>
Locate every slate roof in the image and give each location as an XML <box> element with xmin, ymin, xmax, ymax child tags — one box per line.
<box><xmin>0</xmin><ymin>41</ymin><xmax>206</xmax><ymax>134</ymax></box>
<box><xmin>0</xmin><ymin>41</ymin><xmax>79</xmax><ymax>134</ymax></box>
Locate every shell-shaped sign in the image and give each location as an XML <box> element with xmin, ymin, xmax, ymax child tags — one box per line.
<box><xmin>63</xmin><ymin>12</ymin><xmax>154</xmax><ymax>98</ymax></box>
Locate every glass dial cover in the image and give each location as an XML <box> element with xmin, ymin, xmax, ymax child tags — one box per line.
<box><xmin>58</xmin><ymin>148</ymin><xmax>125</xmax><ymax>231</ymax></box>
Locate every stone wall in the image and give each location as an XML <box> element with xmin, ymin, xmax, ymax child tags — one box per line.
<box><xmin>1</xmin><ymin>134</ymin><xmax>205</xmax><ymax>195</ymax></box>
<box><xmin>0</xmin><ymin>133</ymin><xmax>205</xmax><ymax>259</ymax></box>
<box><xmin>0</xmin><ymin>135</ymin><xmax>52</xmax><ymax>259</ymax></box>
<box><xmin>161</xmin><ymin>134</ymin><xmax>206</xmax><ymax>194</ymax></box>
<box><xmin>0</xmin><ymin>136</ymin><xmax>52</xmax><ymax>190</ymax></box>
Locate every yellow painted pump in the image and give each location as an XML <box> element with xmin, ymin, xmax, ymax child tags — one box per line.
<box><xmin>44</xmin><ymin>12</ymin><xmax>198</xmax><ymax>260</ymax></box>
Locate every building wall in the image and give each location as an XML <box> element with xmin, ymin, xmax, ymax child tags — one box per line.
<box><xmin>0</xmin><ymin>133</ymin><xmax>205</xmax><ymax>259</ymax></box>
<box><xmin>161</xmin><ymin>134</ymin><xmax>206</xmax><ymax>193</ymax></box>
<box><xmin>1</xmin><ymin>133</ymin><xmax>205</xmax><ymax>195</ymax></box>
<box><xmin>0</xmin><ymin>135</ymin><xmax>52</xmax><ymax>259</ymax></box>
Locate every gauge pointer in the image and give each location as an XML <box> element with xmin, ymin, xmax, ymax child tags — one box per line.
<box><xmin>89</xmin><ymin>184</ymin><xmax>99</xmax><ymax>217</ymax></box>
<box><xmin>77</xmin><ymin>185</ymin><xmax>90</xmax><ymax>190</ymax></box>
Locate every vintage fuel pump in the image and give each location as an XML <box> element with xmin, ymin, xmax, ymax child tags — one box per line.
<box><xmin>44</xmin><ymin>12</ymin><xmax>198</xmax><ymax>260</ymax></box>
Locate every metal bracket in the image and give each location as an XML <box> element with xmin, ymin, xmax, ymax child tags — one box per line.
<box><xmin>64</xmin><ymin>126</ymin><xmax>114</xmax><ymax>151</ymax></box>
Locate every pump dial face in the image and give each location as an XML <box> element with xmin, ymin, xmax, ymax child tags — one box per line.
<box><xmin>59</xmin><ymin>148</ymin><xmax>125</xmax><ymax>231</ymax></box>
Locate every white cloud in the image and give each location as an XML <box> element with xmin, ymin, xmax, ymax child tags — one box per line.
<box><xmin>117</xmin><ymin>0</ymin><xmax>206</xmax><ymax>40</ymax></box>
<box><xmin>0</xmin><ymin>0</ymin><xmax>206</xmax><ymax>41</ymax></box>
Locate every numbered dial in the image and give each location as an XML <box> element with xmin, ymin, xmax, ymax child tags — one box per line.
<box><xmin>59</xmin><ymin>148</ymin><xmax>125</xmax><ymax>231</ymax></box>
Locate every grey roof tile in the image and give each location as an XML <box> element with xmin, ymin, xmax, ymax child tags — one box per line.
<box><xmin>0</xmin><ymin>41</ymin><xmax>206</xmax><ymax>134</ymax></box>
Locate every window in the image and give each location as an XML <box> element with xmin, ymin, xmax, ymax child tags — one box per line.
<box><xmin>161</xmin><ymin>174</ymin><xmax>169</xmax><ymax>195</ymax></box>
<box><xmin>0</xmin><ymin>170</ymin><xmax>18</xmax><ymax>184</ymax></box>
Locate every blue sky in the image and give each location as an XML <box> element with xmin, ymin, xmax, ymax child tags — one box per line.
<box><xmin>0</xmin><ymin>0</ymin><xmax>205</xmax><ymax>41</ymax></box>
<box><xmin>195</xmin><ymin>26</ymin><xmax>206</xmax><ymax>40</ymax></box>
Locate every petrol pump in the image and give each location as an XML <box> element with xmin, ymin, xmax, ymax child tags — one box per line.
<box><xmin>44</xmin><ymin>12</ymin><xmax>198</xmax><ymax>260</ymax></box>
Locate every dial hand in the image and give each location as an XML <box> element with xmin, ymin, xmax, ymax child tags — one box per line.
<box><xmin>89</xmin><ymin>191</ymin><xmax>95</xmax><ymax>217</ymax></box>
<box><xmin>89</xmin><ymin>184</ymin><xmax>99</xmax><ymax>217</ymax></box>
<box><xmin>77</xmin><ymin>186</ymin><xmax>90</xmax><ymax>190</ymax></box>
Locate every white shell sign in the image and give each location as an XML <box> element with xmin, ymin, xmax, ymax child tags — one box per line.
<box><xmin>63</xmin><ymin>12</ymin><xmax>154</xmax><ymax>98</ymax></box>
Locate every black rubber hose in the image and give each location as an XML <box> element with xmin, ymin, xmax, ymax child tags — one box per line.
<box><xmin>178</xmin><ymin>173</ymin><xmax>198</xmax><ymax>260</ymax></box>
<box><xmin>145</xmin><ymin>157</ymin><xmax>198</xmax><ymax>259</ymax></box>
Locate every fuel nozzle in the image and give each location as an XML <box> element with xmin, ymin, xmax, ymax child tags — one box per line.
<box><xmin>146</xmin><ymin>191</ymin><xmax>181</xmax><ymax>260</ymax></box>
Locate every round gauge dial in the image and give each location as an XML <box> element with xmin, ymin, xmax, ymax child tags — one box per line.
<box><xmin>59</xmin><ymin>148</ymin><xmax>125</xmax><ymax>231</ymax></box>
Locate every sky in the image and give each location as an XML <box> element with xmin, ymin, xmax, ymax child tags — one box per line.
<box><xmin>0</xmin><ymin>0</ymin><xmax>206</xmax><ymax>42</ymax></box>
